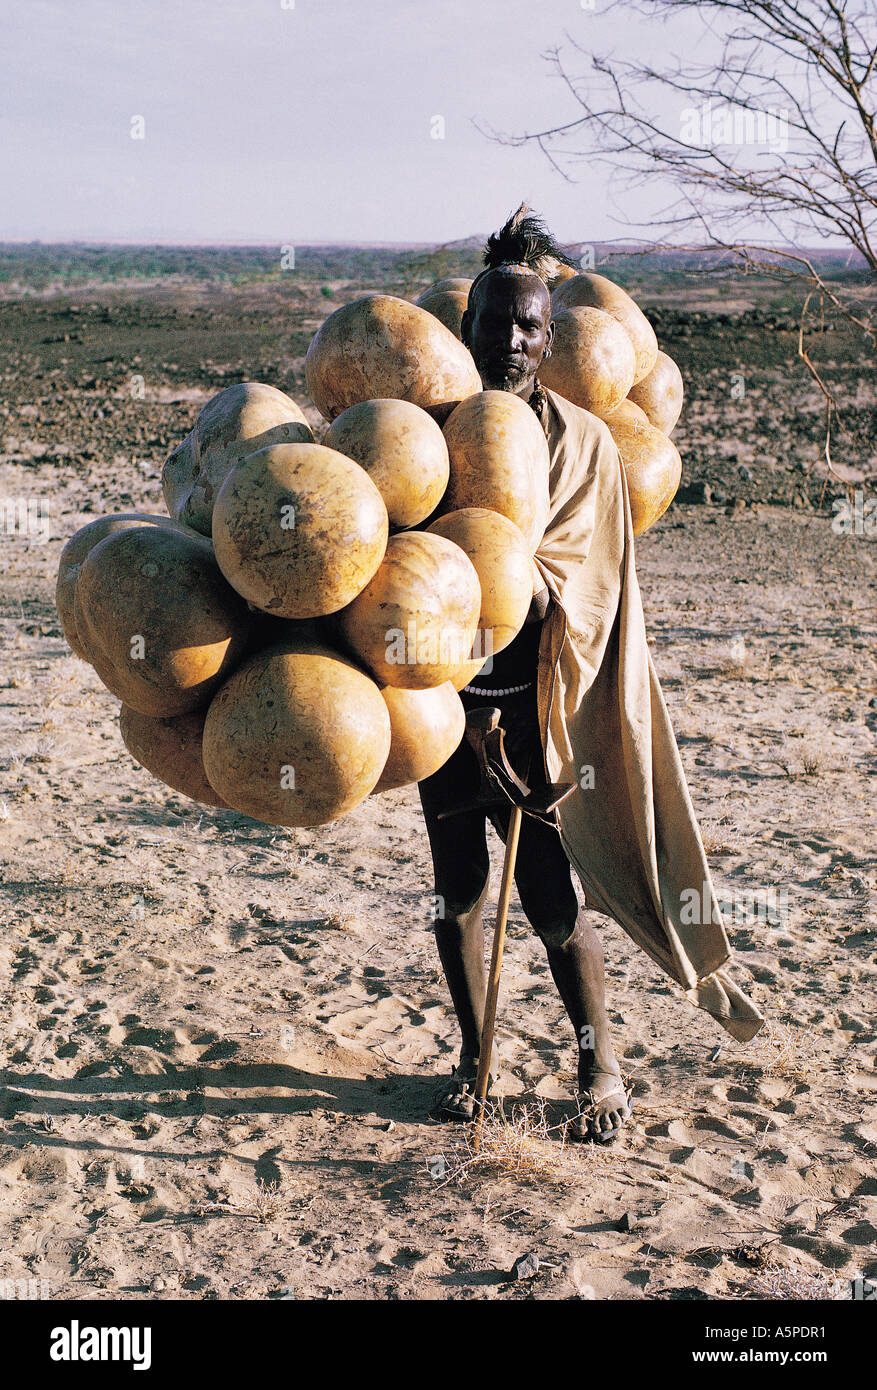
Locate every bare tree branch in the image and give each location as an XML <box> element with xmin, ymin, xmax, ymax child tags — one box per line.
<box><xmin>487</xmin><ymin>0</ymin><xmax>876</xmax><ymax>281</ymax></box>
<box><xmin>482</xmin><ymin>0</ymin><xmax>876</xmax><ymax>472</ymax></box>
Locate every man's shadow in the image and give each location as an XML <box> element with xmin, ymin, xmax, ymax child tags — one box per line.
<box><xmin>1</xmin><ymin>1060</ymin><xmax>429</xmax><ymax>1128</ymax></box>
<box><xmin>0</xmin><ymin>1062</ymin><xmax>448</xmax><ymax>1196</ymax></box>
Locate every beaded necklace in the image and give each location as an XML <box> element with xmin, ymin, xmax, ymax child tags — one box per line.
<box><xmin>528</xmin><ymin>376</ymin><xmax>551</xmax><ymax>437</ymax></box>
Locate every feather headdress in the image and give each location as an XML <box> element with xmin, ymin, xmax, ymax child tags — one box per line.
<box><xmin>479</xmin><ymin>202</ymin><xmax>577</xmax><ymax>287</ymax></box>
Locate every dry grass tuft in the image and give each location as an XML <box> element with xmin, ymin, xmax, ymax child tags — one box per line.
<box><xmin>700</xmin><ymin>815</ymin><xmax>741</xmax><ymax>855</ymax></box>
<box><xmin>732</xmin><ymin>1019</ymin><xmax>820</xmax><ymax>1082</ymax></box>
<box><xmin>426</xmin><ymin>1097</ymin><xmax>607</xmax><ymax>1189</ymax></box>
<box><xmin>232</xmin><ymin>1177</ymin><xmax>286</xmax><ymax>1224</ymax></box>
<box><xmin>322</xmin><ymin>912</ymin><xmax>363</xmax><ymax>932</ymax></box>
<box><xmin>800</xmin><ymin>746</ymin><xmax>824</xmax><ymax>777</ymax></box>
<box><xmin>746</xmin><ymin>1264</ymin><xmax>846</xmax><ymax>1300</ymax></box>
<box><xmin>772</xmin><ymin>741</ymin><xmax>828</xmax><ymax>780</ymax></box>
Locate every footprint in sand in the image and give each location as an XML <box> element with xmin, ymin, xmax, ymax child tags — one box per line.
<box><xmin>667</xmin><ymin>1116</ymin><xmax>746</xmax><ymax>1144</ymax></box>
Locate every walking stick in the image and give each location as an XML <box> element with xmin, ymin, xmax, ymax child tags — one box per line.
<box><xmin>438</xmin><ymin>706</ymin><xmax>576</xmax><ymax>1155</ymax></box>
<box><xmin>471</xmin><ymin>799</ymin><xmax>521</xmax><ymax>1153</ymax></box>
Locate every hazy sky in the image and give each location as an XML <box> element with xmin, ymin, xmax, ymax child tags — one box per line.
<box><xmin>1</xmin><ymin>0</ymin><xmax>714</xmax><ymax>244</ymax></box>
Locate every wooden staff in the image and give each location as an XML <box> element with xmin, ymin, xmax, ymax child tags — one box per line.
<box><xmin>471</xmin><ymin>800</ymin><xmax>522</xmax><ymax>1154</ymax></box>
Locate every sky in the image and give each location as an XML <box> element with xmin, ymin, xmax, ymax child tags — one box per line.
<box><xmin>0</xmin><ymin>0</ymin><xmax>736</xmax><ymax>245</ymax></box>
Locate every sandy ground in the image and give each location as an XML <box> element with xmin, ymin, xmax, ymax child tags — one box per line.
<box><xmin>0</xmin><ymin>284</ymin><xmax>875</xmax><ymax>1301</ymax></box>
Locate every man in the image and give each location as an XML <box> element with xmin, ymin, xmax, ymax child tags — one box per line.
<box><xmin>419</xmin><ymin>206</ymin><xmax>763</xmax><ymax>1142</ymax></box>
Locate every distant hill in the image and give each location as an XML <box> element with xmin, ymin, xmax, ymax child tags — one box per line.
<box><xmin>0</xmin><ymin>239</ymin><xmax>869</xmax><ymax>297</ymax></box>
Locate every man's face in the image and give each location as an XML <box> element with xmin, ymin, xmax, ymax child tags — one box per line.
<box><xmin>461</xmin><ymin>270</ymin><xmax>554</xmax><ymax>396</ymax></box>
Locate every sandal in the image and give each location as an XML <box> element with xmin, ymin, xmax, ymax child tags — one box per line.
<box><xmin>432</xmin><ymin>1055</ymin><xmax>497</xmax><ymax>1122</ymax></box>
<box><xmin>569</xmin><ymin>1069</ymin><xmax>633</xmax><ymax>1144</ymax></box>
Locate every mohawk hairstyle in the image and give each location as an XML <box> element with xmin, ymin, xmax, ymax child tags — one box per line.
<box><xmin>482</xmin><ymin>202</ymin><xmax>578</xmax><ymax>287</ymax></box>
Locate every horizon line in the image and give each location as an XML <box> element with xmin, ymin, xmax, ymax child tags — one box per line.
<box><xmin>0</xmin><ymin>237</ymin><xmax>860</xmax><ymax>257</ymax></box>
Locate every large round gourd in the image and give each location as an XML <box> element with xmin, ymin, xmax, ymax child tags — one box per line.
<box><xmin>606</xmin><ymin>397</ymin><xmax>650</xmax><ymax>431</ymax></box>
<box><xmin>56</xmin><ymin>512</ymin><xmax>190</xmax><ymax>659</ymax></box>
<box><xmin>339</xmin><ymin>532</ymin><xmax>481</xmax><ymax>689</ymax></box>
<box><xmin>374</xmin><ymin>682</ymin><xmax>466</xmax><ymax>791</ymax></box>
<box><xmin>413</xmin><ymin>288</ymin><xmax>469</xmax><ymax>339</ymax></box>
<box><xmin>73</xmin><ymin>526</ymin><xmax>248</xmax><ymax>717</ymax></box>
<box><xmin>552</xmin><ymin>272</ymin><xmax>658</xmax><ymax>384</ymax></box>
<box><xmin>426</xmin><ymin>508</ymin><xmax>532</xmax><ymax>657</ymax></box>
<box><xmin>119</xmin><ymin>706</ymin><xmax>228</xmax><ymax>808</ymax></box>
<box><xmin>212</xmin><ymin>442</ymin><xmax>388</xmax><ymax>618</ymax></box>
<box><xmin>442</xmin><ymin>392</ymin><xmax>550</xmax><ymax>551</ymax></box>
<box><xmin>539</xmin><ymin>307</ymin><xmax>636</xmax><ymax>418</ymax></box>
<box><xmin>162</xmin><ymin>382</ymin><xmax>313</xmax><ymax>536</ymax></box>
<box><xmin>627</xmin><ymin>350</ymin><xmax>684</xmax><ymax>435</ymax></box>
<box><xmin>551</xmin><ymin>263</ymin><xmax>579</xmax><ymax>285</ymax></box>
<box><xmin>305</xmin><ymin>295</ymin><xmax>482</xmax><ymax>422</ymax></box>
<box><xmin>606</xmin><ymin>416</ymin><xmax>682</xmax><ymax>536</ymax></box>
<box><xmin>323</xmin><ymin>400</ymin><xmax>449</xmax><ymax>529</ymax></box>
<box><xmin>202</xmin><ymin>639</ymin><xmax>391</xmax><ymax>827</ymax></box>
<box><xmin>416</xmin><ymin>277</ymin><xmax>473</xmax><ymax>297</ymax></box>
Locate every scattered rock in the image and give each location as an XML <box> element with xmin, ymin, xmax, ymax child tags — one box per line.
<box><xmin>508</xmin><ymin>1252</ymin><xmax>540</xmax><ymax>1281</ymax></box>
<box><xmin>678</xmin><ymin>480</ymin><xmax>712</xmax><ymax>505</ymax></box>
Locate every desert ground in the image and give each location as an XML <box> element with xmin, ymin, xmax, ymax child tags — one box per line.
<box><xmin>0</xmin><ymin>248</ymin><xmax>875</xmax><ymax>1301</ymax></box>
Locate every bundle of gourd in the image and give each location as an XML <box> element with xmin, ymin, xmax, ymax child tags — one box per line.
<box><xmin>57</xmin><ymin>275</ymin><xmax>681</xmax><ymax>828</ymax></box>
<box><xmin>56</xmin><ymin>312</ymin><xmax>543</xmax><ymax>826</ymax></box>
<box><xmin>415</xmin><ymin>269</ymin><xmax>685</xmax><ymax>537</ymax></box>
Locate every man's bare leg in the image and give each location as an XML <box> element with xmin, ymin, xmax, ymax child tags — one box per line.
<box><xmin>434</xmin><ymin>879</ymin><xmax>490</xmax><ymax>1066</ymax></box>
<box><xmin>431</xmin><ymin>879</ymin><xmax>500</xmax><ymax>1118</ymax></box>
<box><xmin>542</xmin><ymin>911</ymin><xmax>631</xmax><ymax>1141</ymax></box>
<box><xmin>509</xmin><ymin>802</ymin><xmax>632</xmax><ymax>1143</ymax></box>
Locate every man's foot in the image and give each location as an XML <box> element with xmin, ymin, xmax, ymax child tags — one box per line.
<box><xmin>569</xmin><ymin>1065</ymin><xmax>632</xmax><ymax>1144</ymax></box>
<box><xmin>432</xmin><ymin>1052</ymin><xmax>497</xmax><ymax>1121</ymax></box>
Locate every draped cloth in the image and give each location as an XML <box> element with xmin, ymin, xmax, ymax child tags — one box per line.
<box><xmin>531</xmin><ymin>386</ymin><xmax>764</xmax><ymax>1043</ymax></box>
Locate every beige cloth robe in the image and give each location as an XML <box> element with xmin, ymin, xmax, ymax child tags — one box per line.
<box><xmin>531</xmin><ymin>386</ymin><xmax>764</xmax><ymax>1043</ymax></box>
